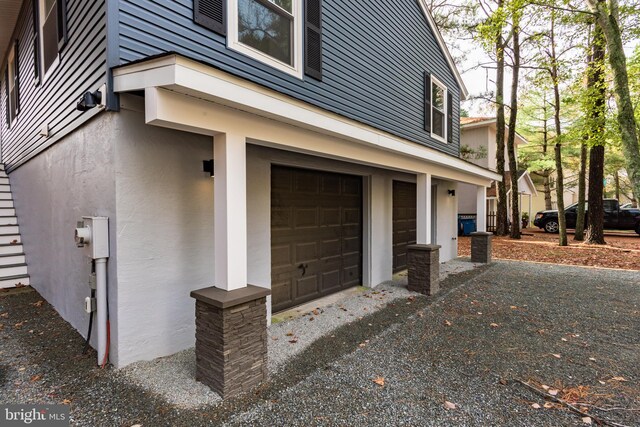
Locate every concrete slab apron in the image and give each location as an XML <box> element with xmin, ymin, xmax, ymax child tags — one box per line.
<box><xmin>120</xmin><ymin>259</ymin><xmax>482</xmax><ymax>409</ymax></box>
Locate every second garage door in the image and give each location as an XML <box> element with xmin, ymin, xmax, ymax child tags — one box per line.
<box><xmin>271</xmin><ymin>166</ymin><xmax>362</xmax><ymax>312</ymax></box>
<box><xmin>392</xmin><ymin>181</ymin><xmax>417</xmax><ymax>272</ymax></box>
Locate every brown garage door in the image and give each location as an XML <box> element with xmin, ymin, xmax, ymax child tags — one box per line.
<box><xmin>271</xmin><ymin>166</ymin><xmax>362</xmax><ymax>312</ymax></box>
<box><xmin>392</xmin><ymin>181</ymin><xmax>417</xmax><ymax>272</ymax></box>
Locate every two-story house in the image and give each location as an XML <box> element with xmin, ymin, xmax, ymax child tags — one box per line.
<box><xmin>457</xmin><ymin>117</ymin><xmax>536</xmax><ymax>231</ymax></box>
<box><xmin>1</xmin><ymin>0</ymin><xmax>499</xmax><ymax>370</ymax></box>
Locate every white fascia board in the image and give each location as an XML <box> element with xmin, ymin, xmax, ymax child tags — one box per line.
<box><xmin>416</xmin><ymin>0</ymin><xmax>469</xmax><ymax>100</ymax></box>
<box><xmin>113</xmin><ymin>55</ymin><xmax>499</xmax><ymax>183</ymax></box>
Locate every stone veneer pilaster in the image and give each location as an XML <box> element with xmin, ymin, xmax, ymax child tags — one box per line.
<box><xmin>190</xmin><ymin>285</ymin><xmax>270</xmax><ymax>398</ymax></box>
<box><xmin>470</xmin><ymin>231</ymin><xmax>492</xmax><ymax>263</ymax></box>
<box><xmin>407</xmin><ymin>244</ymin><xmax>441</xmax><ymax>295</ymax></box>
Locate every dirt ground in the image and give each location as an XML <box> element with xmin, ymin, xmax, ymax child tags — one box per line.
<box><xmin>459</xmin><ymin>229</ymin><xmax>640</xmax><ymax>271</ymax></box>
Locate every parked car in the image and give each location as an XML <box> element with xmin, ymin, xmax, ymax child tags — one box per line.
<box><xmin>533</xmin><ymin>199</ymin><xmax>640</xmax><ymax>235</ymax></box>
<box><xmin>621</xmin><ymin>202</ymin><xmax>635</xmax><ymax>209</ymax></box>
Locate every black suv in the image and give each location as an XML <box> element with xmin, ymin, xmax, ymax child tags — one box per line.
<box><xmin>533</xmin><ymin>199</ymin><xmax>640</xmax><ymax>235</ymax></box>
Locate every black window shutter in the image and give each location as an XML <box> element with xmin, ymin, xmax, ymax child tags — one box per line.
<box><xmin>14</xmin><ymin>39</ymin><xmax>20</xmax><ymax>115</ymax></box>
<box><xmin>424</xmin><ymin>72</ymin><xmax>431</xmax><ymax>132</ymax></box>
<box><xmin>304</xmin><ymin>0</ymin><xmax>322</xmax><ymax>80</ymax></box>
<box><xmin>33</xmin><ymin>0</ymin><xmax>41</xmax><ymax>85</ymax></box>
<box><xmin>194</xmin><ymin>0</ymin><xmax>226</xmax><ymax>36</ymax></box>
<box><xmin>57</xmin><ymin>0</ymin><xmax>68</xmax><ymax>51</ymax></box>
<box><xmin>447</xmin><ymin>91</ymin><xmax>453</xmax><ymax>143</ymax></box>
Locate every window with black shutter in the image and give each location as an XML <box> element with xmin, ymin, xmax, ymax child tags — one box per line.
<box><xmin>447</xmin><ymin>92</ymin><xmax>453</xmax><ymax>143</ymax></box>
<box><xmin>37</xmin><ymin>0</ymin><xmax>68</xmax><ymax>79</ymax></box>
<box><xmin>225</xmin><ymin>0</ymin><xmax>306</xmax><ymax>78</ymax></box>
<box><xmin>426</xmin><ymin>74</ymin><xmax>448</xmax><ymax>142</ymax></box>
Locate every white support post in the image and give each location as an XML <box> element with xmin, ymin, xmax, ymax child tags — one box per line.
<box><xmin>214</xmin><ymin>133</ymin><xmax>247</xmax><ymax>291</ymax></box>
<box><xmin>476</xmin><ymin>185</ymin><xmax>487</xmax><ymax>232</ymax></box>
<box><xmin>416</xmin><ymin>173</ymin><xmax>432</xmax><ymax>244</ymax></box>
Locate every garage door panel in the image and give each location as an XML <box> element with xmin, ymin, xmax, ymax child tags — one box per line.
<box><xmin>271</xmin><ymin>165</ymin><xmax>362</xmax><ymax>311</ymax></box>
<box><xmin>393</xmin><ymin>181</ymin><xmax>417</xmax><ymax>272</ymax></box>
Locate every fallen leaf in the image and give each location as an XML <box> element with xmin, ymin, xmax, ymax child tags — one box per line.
<box><xmin>510</xmin><ymin>306</ymin><xmax>518</xmax><ymax>309</ymax></box>
<box><xmin>444</xmin><ymin>320</ymin><xmax>452</xmax><ymax>326</ymax></box>
<box><xmin>477</xmin><ymin>312</ymin><xmax>483</xmax><ymax>315</ymax></box>
<box><xmin>359</xmin><ymin>343</ymin><xmax>366</xmax><ymax>348</ymax></box>
<box><xmin>548</xmin><ymin>389</ymin><xmax>559</xmax><ymax>396</ymax></box>
<box><xmin>531</xmin><ymin>403</ymin><xmax>541</xmax><ymax>409</ymax></box>
<box><xmin>611</xmin><ymin>376</ymin><xmax>627</xmax><ymax>382</ymax></box>
<box><xmin>14</xmin><ymin>321</ymin><xmax>24</xmax><ymax>329</ymax></box>
<box><xmin>444</xmin><ymin>401</ymin><xmax>456</xmax><ymax>410</ymax></box>
<box><xmin>543</xmin><ymin>402</ymin><xmax>554</xmax><ymax>409</ymax></box>
<box><xmin>32</xmin><ymin>300</ymin><xmax>44</xmax><ymax>307</ymax></box>
<box><xmin>490</xmin><ymin>323</ymin><xmax>499</xmax><ymax>328</ymax></box>
<box><xmin>130</xmin><ymin>425</ymin><xmax>142</xmax><ymax>427</ymax></box>
<box><xmin>18</xmin><ymin>367</ymin><xmax>25</xmax><ymax>372</ymax></box>
<box><xmin>30</xmin><ymin>374</ymin><xmax>41</xmax><ymax>382</ymax></box>
<box><xmin>598</xmin><ymin>380</ymin><xmax>606</xmax><ymax>385</ymax></box>
<box><xmin>61</xmin><ymin>399</ymin><xmax>72</xmax><ymax>405</ymax></box>
<box><xmin>552</xmin><ymin>354</ymin><xmax>561</xmax><ymax>359</ymax></box>
<box><xmin>0</xmin><ymin>312</ymin><xmax>8</xmax><ymax>318</ymax></box>
<box><xmin>288</xmin><ymin>338</ymin><xmax>298</xmax><ymax>344</ymax></box>
<box><xmin>407</xmin><ymin>296</ymin><xmax>415</xmax><ymax>302</ymax></box>
<box><xmin>582</xmin><ymin>416</ymin><xmax>592</xmax><ymax>424</ymax></box>
<box><xmin>541</xmin><ymin>385</ymin><xmax>550</xmax><ymax>391</ymax></box>
<box><xmin>589</xmin><ymin>357</ymin><xmax>596</xmax><ymax>361</ymax></box>
<box><xmin>285</xmin><ymin>332</ymin><xmax>294</xmax><ymax>337</ymax></box>
<box><xmin>561</xmin><ymin>338</ymin><xmax>568</xmax><ymax>342</ymax></box>
<box><xmin>312</xmin><ymin>309</ymin><xmax>319</xmax><ymax>316</ymax></box>
<box><xmin>309</xmin><ymin>317</ymin><xmax>315</xmax><ymax>321</ymax></box>
<box><xmin>373</xmin><ymin>377</ymin><xmax>385</xmax><ymax>387</ymax></box>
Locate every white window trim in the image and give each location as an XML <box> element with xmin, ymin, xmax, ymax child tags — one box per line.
<box><xmin>227</xmin><ymin>0</ymin><xmax>304</xmax><ymax>79</ymax></box>
<box><xmin>39</xmin><ymin>0</ymin><xmax>61</xmax><ymax>83</ymax></box>
<box><xmin>430</xmin><ymin>75</ymin><xmax>447</xmax><ymax>143</ymax></box>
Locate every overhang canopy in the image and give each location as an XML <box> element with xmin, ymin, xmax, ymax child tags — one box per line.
<box><xmin>113</xmin><ymin>54</ymin><xmax>500</xmax><ymax>184</ymax></box>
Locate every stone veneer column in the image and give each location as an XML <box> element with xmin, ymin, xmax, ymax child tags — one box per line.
<box><xmin>470</xmin><ymin>232</ymin><xmax>492</xmax><ymax>263</ymax></box>
<box><xmin>407</xmin><ymin>244</ymin><xmax>441</xmax><ymax>295</ymax></box>
<box><xmin>190</xmin><ymin>285</ymin><xmax>270</xmax><ymax>398</ymax></box>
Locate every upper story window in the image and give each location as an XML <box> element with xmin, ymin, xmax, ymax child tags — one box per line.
<box><xmin>38</xmin><ymin>0</ymin><xmax>68</xmax><ymax>81</ymax></box>
<box><xmin>431</xmin><ymin>77</ymin><xmax>447</xmax><ymax>142</ymax></box>
<box><xmin>424</xmin><ymin>73</ymin><xmax>453</xmax><ymax>144</ymax></box>
<box><xmin>5</xmin><ymin>42</ymin><xmax>19</xmax><ymax>127</ymax></box>
<box><xmin>228</xmin><ymin>0</ymin><xmax>303</xmax><ymax>78</ymax></box>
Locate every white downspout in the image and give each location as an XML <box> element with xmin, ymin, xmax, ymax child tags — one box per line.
<box><xmin>95</xmin><ymin>258</ymin><xmax>108</xmax><ymax>366</ymax></box>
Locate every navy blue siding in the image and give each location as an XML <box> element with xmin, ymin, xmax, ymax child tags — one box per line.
<box><xmin>0</xmin><ymin>0</ymin><xmax>107</xmax><ymax>171</ymax></box>
<box><xmin>118</xmin><ymin>0</ymin><xmax>461</xmax><ymax>156</ymax></box>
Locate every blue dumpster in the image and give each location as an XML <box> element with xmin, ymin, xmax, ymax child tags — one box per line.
<box><xmin>458</xmin><ymin>215</ymin><xmax>477</xmax><ymax>236</ymax></box>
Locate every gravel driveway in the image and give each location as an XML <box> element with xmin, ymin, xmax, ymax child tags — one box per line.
<box><xmin>1</xmin><ymin>261</ymin><xmax>639</xmax><ymax>426</ymax></box>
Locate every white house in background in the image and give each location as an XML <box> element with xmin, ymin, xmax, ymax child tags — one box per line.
<box><xmin>457</xmin><ymin>117</ymin><xmax>537</xmax><ymax>229</ymax></box>
<box><xmin>0</xmin><ymin>0</ymin><xmax>499</xmax><ymax>369</ymax></box>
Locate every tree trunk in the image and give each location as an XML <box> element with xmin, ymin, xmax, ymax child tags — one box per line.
<box><xmin>574</xmin><ymin>142</ymin><xmax>588</xmax><ymax>240</ymax></box>
<box><xmin>543</xmin><ymin>172</ymin><xmax>552</xmax><ymax>210</ymax></box>
<box><xmin>541</xmin><ymin>113</ymin><xmax>553</xmax><ymax>210</ymax></box>
<box><xmin>495</xmin><ymin>0</ymin><xmax>509</xmax><ymax>236</ymax></box>
<box><xmin>586</xmin><ymin>146</ymin><xmax>606</xmax><ymax>244</ymax></box>
<box><xmin>585</xmin><ymin>18</ymin><xmax>607</xmax><ymax>245</ymax></box>
<box><xmin>507</xmin><ymin>17</ymin><xmax>521</xmax><ymax>239</ymax></box>
<box><xmin>550</xmin><ymin>11</ymin><xmax>567</xmax><ymax>246</ymax></box>
<box><xmin>587</xmin><ymin>0</ymin><xmax>640</xmax><ymax>202</ymax></box>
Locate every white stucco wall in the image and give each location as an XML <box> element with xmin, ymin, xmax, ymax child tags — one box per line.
<box><xmin>457</xmin><ymin>183</ymin><xmax>477</xmax><ymax>214</ymax></box>
<box><xmin>10</xmin><ymin>112</ymin><xmax>119</xmax><ymax>356</ymax></box>
<box><xmin>112</xmin><ymin>108</ymin><xmax>214</xmax><ymax>367</ymax></box>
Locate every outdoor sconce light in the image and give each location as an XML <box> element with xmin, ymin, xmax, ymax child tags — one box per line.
<box><xmin>76</xmin><ymin>90</ymin><xmax>102</xmax><ymax>112</ymax></box>
<box><xmin>203</xmin><ymin>159</ymin><xmax>214</xmax><ymax>177</ymax></box>
<box><xmin>448</xmin><ymin>189</ymin><xmax>456</xmax><ymax>197</ymax></box>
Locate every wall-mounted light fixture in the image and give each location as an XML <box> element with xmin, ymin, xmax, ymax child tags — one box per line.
<box><xmin>76</xmin><ymin>90</ymin><xmax>102</xmax><ymax>112</ymax></box>
<box><xmin>448</xmin><ymin>189</ymin><xmax>456</xmax><ymax>197</ymax></box>
<box><xmin>203</xmin><ymin>159</ymin><xmax>214</xmax><ymax>177</ymax></box>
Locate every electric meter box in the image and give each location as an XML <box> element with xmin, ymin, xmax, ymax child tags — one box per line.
<box><xmin>75</xmin><ymin>216</ymin><xmax>109</xmax><ymax>259</ymax></box>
